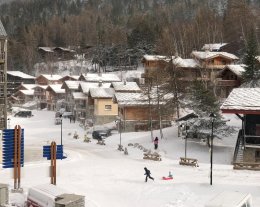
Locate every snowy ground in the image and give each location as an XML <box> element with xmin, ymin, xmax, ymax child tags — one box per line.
<box><xmin>1</xmin><ymin>110</ymin><xmax>260</xmax><ymax>207</ymax></box>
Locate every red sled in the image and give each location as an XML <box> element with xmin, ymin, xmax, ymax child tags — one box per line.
<box><xmin>162</xmin><ymin>176</ymin><xmax>173</xmax><ymax>180</ymax></box>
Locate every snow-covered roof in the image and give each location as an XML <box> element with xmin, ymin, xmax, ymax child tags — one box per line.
<box><xmin>142</xmin><ymin>55</ymin><xmax>170</xmax><ymax>61</ymax></box>
<box><xmin>39</xmin><ymin>74</ymin><xmax>63</xmax><ymax>81</ymax></box>
<box><xmin>219</xmin><ymin>64</ymin><xmax>245</xmax><ymax>77</ymax></box>
<box><xmin>115</xmin><ymin>93</ymin><xmax>158</xmax><ymax>106</ymax></box>
<box><xmin>38</xmin><ymin>47</ymin><xmax>54</xmax><ymax>53</ymax></box>
<box><xmin>221</xmin><ymin>88</ymin><xmax>260</xmax><ymax>112</ymax></box>
<box><xmin>172</xmin><ymin>57</ymin><xmax>199</xmax><ymax>68</ymax></box>
<box><xmin>72</xmin><ymin>92</ymin><xmax>87</xmax><ymax>100</ymax></box>
<box><xmin>256</xmin><ymin>56</ymin><xmax>260</xmax><ymax>63</ymax></box>
<box><xmin>79</xmin><ymin>82</ymin><xmax>111</xmax><ymax>94</ymax></box>
<box><xmin>7</xmin><ymin>71</ymin><xmax>35</xmax><ymax>79</ymax></box>
<box><xmin>46</xmin><ymin>84</ymin><xmax>65</xmax><ymax>94</ymax></box>
<box><xmin>19</xmin><ymin>89</ymin><xmax>34</xmax><ymax>96</ymax></box>
<box><xmin>34</xmin><ymin>85</ymin><xmax>48</xmax><ymax>90</ymax></box>
<box><xmin>80</xmin><ymin>73</ymin><xmax>121</xmax><ymax>82</ymax></box>
<box><xmin>90</xmin><ymin>88</ymin><xmax>115</xmax><ymax>98</ymax></box>
<box><xmin>62</xmin><ymin>81</ymin><xmax>81</xmax><ymax>90</ymax></box>
<box><xmin>20</xmin><ymin>84</ymin><xmax>37</xmax><ymax>90</ymax></box>
<box><xmin>111</xmin><ymin>82</ymin><xmax>141</xmax><ymax>92</ymax></box>
<box><xmin>205</xmin><ymin>191</ymin><xmax>251</xmax><ymax>207</ymax></box>
<box><xmin>54</xmin><ymin>47</ymin><xmax>76</xmax><ymax>53</ymax></box>
<box><xmin>0</xmin><ymin>20</ymin><xmax>7</xmax><ymax>37</ymax></box>
<box><xmin>191</xmin><ymin>51</ymin><xmax>239</xmax><ymax>60</ymax></box>
<box><xmin>201</xmin><ymin>43</ymin><xmax>227</xmax><ymax>51</ymax></box>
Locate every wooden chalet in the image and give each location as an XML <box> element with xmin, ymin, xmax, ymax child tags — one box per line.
<box><xmin>72</xmin><ymin>92</ymin><xmax>88</xmax><ymax>124</ymax></box>
<box><xmin>14</xmin><ymin>89</ymin><xmax>34</xmax><ymax>104</ymax></box>
<box><xmin>216</xmin><ymin>65</ymin><xmax>245</xmax><ymax>98</ymax></box>
<box><xmin>7</xmin><ymin>71</ymin><xmax>35</xmax><ymax>96</ymax></box>
<box><xmin>53</xmin><ymin>47</ymin><xmax>76</xmax><ymax>60</ymax></box>
<box><xmin>141</xmin><ymin>55</ymin><xmax>169</xmax><ymax>82</ymax></box>
<box><xmin>59</xmin><ymin>75</ymin><xmax>79</xmax><ymax>83</ymax></box>
<box><xmin>35</xmin><ymin>74</ymin><xmax>62</xmax><ymax>85</ymax></box>
<box><xmin>61</xmin><ymin>81</ymin><xmax>81</xmax><ymax>112</ymax></box>
<box><xmin>221</xmin><ymin>88</ymin><xmax>260</xmax><ymax>169</ymax></box>
<box><xmin>88</xmin><ymin>88</ymin><xmax>118</xmax><ymax>125</ymax></box>
<box><xmin>46</xmin><ymin>84</ymin><xmax>65</xmax><ymax>111</ymax></box>
<box><xmin>111</xmin><ymin>81</ymin><xmax>141</xmax><ymax>93</ymax></box>
<box><xmin>114</xmin><ymin>92</ymin><xmax>171</xmax><ymax>132</ymax></box>
<box><xmin>34</xmin><ymin>85</ymin><xmax>48</xmax><ymax>109</ymax></box>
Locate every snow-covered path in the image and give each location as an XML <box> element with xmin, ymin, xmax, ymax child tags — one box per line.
<box><xmin>1</xmin><ymin>110</ymin><xmax>260</xmax><ymax>207</ymax></box>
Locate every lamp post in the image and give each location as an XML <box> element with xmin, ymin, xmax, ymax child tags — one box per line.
<box><xmin>116</xmin><ymin>117</ymin><xmax>122</xmax><ymax>151</ymax></box>
<box><xmin>60</xmin><ymin>114</ymin><xmax>63</xmax><ymax>146</ymax></box>
<box><xmin>181</xmin><ymin>123</ymin><xmax>188</xmax><ymax>159</ymax></box>
<box><xmin>209</xmin><ymin>112</ymin><xmax>216</xmax><ymax>185</ymax></box>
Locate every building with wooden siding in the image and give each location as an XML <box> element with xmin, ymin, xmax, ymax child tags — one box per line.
<box><xmin>35</xmin><ymin>74</ymin><xmax>62</xmax><ymax>85</ymax></box>
<box><xmin>216</xmin><ymin>65</ymin><xmax>245</xmax><ymax>98</ymax></box>
<box><xmin>46</xmin><ymin>84</ymin><xmax>65</xmax><ymax>111</ymax></box>
<box><xmin>221</xmin><ymin>88</ymin><xmax>260</xmax><ymax>169</ymax></box>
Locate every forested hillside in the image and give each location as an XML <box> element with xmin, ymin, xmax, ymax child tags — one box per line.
<box><xmin>0</xmin><ymin>0</ymin><xmax>260</xmax><ymax>74</ymax></box>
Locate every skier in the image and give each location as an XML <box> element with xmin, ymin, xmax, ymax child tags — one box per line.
<box><xmin>154</xmin><ymin>137</ymin><xmax>159</xmax><ymax>150</ymax></box>
<box><xmin>144</xmin><ymin>167</ymin><xmax>154</xmax><ymax>182</ymax></box>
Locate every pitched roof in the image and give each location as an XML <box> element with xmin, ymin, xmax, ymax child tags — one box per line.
<box><xmin>7</xmin><ymin>71</ymin><xmax>35</xmax><ymax>79</ymax></box>
<box><xmin>39</xmin><ymin>74</ymin><xmax>62</xmax><ymax>81</ymax></box>
<box><xmin>19</xmin><ymin>90</ymin><xmax>34</xmax><ymax>96</ymax></box>
<box><xmin>115</xmin><ymin>93</ymin><xmax>158</xmax><ymax>106</ymax></box>
<box><xmin>62</xmin><ymin>81</ymin><xmax>81</xmax><ymax>90</ymax></box>
<box><xmin>221</xmin><ymin>88</ymin><xmax>260</xmax><ymax>113</ymax></box>
<box><xmin>20</xmin><ymin>84</ymin><xmax>37</xmax><ymax>90</ymax></box>
<box><xmin>72</xmin><ymin>92</ymin><xmax>87</xmax><ymax>100</ymax></box>
<box><xmin>46</xmin><ymin>84</ymin><xmax>65</xmax><ymax>94</ymax></box>
<box><xmin>191</xmin><ymin>51</ymin><xmax>239</xmax><ymax>60</ymax></box>
<box><xmin>80</xmin><ymin>73</ymin><xmax>120</xmax><ymax>82</ymax></box>
<box><xmin>111</xmin><ymin>82</ymin><xmax>141</xmax><ymax>92</ymax></box>
<box><xmin>219</xmin><ymin>65</ymin><xmax>245</xmax><ymax>77</ymax></box>
<box><xmin>172</xmin><ymin>57</ymin><xmax>199</xmax><ymax>68</ymax></box>
<box><xmin>79</xmin><ymin>82</ymin><xmax>111</xmax><ymax>94</ymax></box>
<box><xmin>0</xmin><ymin>20</ymin><xmax>7</xmax><ymax>37</ymax></box>
<box><xmin>201</xmin><ymin>43</ymin><xmax>227</xmax><ymax>51</ymax></box>
<box><xmin>89</xmin><ymin>88</ymin><xmax>115</xmax><ymax>98</ymax></box>
<box><xmin>142</xmin><ymin>55</ymin><xmax>170</xmax><ymax>61</ymax></box>
<box><xmin>38</xmin><ymin>47</ymin><xmax>54</xmax><ymax>53</ymax></box>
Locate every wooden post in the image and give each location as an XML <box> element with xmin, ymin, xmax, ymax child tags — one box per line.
<box><xmin>17</xmin><ymin>125</ymin><xmax>21</xmax><ymax>189</ymax></box>
<box><xmin>14</xmin><ymin>125</ymin><xmax>18</xmax><ymax>189</ymax></box>
<box><xmin>51</xmin><ymin>141</ymin><xmax>57</xmax><ymax>185</ymax></box>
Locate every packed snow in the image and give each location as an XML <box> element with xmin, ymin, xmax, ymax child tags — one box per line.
<box><xmin>0</xmin><ymin>110</ymin><xmax>260</xmax><ymax>207</ymax></box>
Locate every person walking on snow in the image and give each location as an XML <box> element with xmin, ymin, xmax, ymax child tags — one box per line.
<box><xmin>154</xmin><ymin>137</ymin><xmax>159</xmax><ymax>150</ymax></box>
<box><xmin>144</xmin><ymin>167</ymin><xmax>154</xmax><ymax>182</ymax></box>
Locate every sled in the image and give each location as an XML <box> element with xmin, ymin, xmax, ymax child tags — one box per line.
<box><xmin>162</xmin><ymin>176</ymin><xmax>173</xmax><ymax>180</ymax></box>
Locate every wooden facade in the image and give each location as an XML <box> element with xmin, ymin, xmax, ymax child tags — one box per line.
<box><xmin>221</xmin><ymin>88</ymin><xmax>260</xmax><ymax>168</ymax></box>
<box><xmin>35</xmin><ymin>75</ymin><xmax>62</xmax><ymax>85</ymax></box>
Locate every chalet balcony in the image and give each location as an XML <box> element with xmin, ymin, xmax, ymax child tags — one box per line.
<box><xmin>0</xmin><ymin>52</ymin><xmax>5</xmax><ymax>64</ymax></box>
<box><xmin>216</xmin><ymin>79</ymin><xmax>240</xmax><ymax>87</ymax></box>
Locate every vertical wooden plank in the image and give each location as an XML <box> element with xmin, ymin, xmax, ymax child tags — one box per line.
<box><xmin>53</xmin><ymin>142</ymin><xmax>56</xmax><ymax>185</ymax></box>
<box><xmin>14</xmin><ymin>125</ymin><xmax>17</xmax><ymax>189</ymax></box>
<box><xmin>17</xmin><ymin>125</ymin><xmax>21</xmax><ymax>189</ymax></box>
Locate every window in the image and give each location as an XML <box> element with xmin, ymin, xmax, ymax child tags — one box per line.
<box><xmin>105</xmin><ymin>105</ymin><xmax>112</xmax><ymax>110</ymax></box>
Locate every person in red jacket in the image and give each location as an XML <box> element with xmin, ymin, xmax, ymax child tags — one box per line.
<box><xmin>154</xmin><ymin>137</ymin><xmax>159</xmax><ymax>150</ymax></box>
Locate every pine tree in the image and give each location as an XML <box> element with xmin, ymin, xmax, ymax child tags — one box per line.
<box><xmin>242</xmin><ymin>28</ymin><xmax>259</xmax><ymax>85</ymax></box>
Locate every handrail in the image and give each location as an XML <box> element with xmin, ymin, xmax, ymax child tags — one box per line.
<box><xmin>233</xmin><ymin>129</ymin><xmax>243</xmax><ymax>163</ymax></box>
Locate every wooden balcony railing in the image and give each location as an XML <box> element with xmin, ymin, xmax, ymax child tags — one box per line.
<box><xmin>216</xmin><ymin>79</ymin><xmax>240</xmax><ymax>87</ymax></box>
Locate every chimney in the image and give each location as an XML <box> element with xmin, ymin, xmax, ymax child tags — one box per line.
<box><xmin>123</xmin><ymin>80</ymin><xmax>126</xmax><ymax>85</ymax></box>
<box><xmin>98</xmin><ymin>80</ymin><xmax>102</xmax><ymax>87</ymax></box>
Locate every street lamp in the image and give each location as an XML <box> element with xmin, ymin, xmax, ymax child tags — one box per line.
<box><xmin>209</xmin><ymin>112</ymin><xmax>216</xmax><ymax>185</ymax></box>
<box><xmin>180</xmin><ymin>122</ymin><xmax>189</xmax><ymax>159</ymax></box>
<box><xmin>116</xmin><ymin>117</ymin><xmax>122</xmax><ymax>151</ymax></box>
<box><xmin>60</xmin><ymin>114</ymin><xmax>63</xmax><ymax>146</ymax></box>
